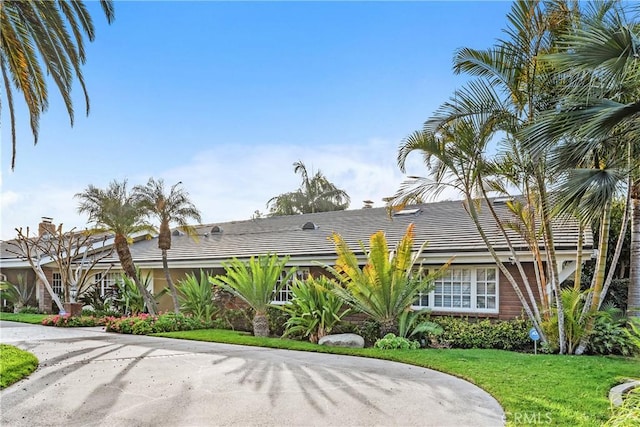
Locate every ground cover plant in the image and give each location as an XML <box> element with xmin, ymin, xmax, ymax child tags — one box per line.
<box><xmin>155</xmin><ymin>328</ymin><xmax>639</xmax><ymax>426</ymax></box>
<box><xmin>41</xmin><ymin>314</ymin><xmax>106</xmax><ymax>327</ymax></box>
<box><xmin>0</xmin><ymin>344</ymin><xmax>38</xmax><ymax>388</ymax></box>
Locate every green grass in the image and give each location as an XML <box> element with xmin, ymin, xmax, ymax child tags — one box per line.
<box><xmin>0</xmin><ymin>312</ymin><xmax>47</xmax><ymax>324</ymax></box>
<box><xmin>155</xmin><ymin>329</ymin><xmax>639</xmax><ymax>426</ymax></box>
<box><xmin>0</xmin><ymin>344</ymin><xmax>38</xmax><ymax>388</ymax></box>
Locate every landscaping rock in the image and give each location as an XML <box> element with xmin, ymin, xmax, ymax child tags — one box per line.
<box><xmin>319</xmin><ymin>333</ymin><xmax>365</xmax><ymax>348</ymax></box>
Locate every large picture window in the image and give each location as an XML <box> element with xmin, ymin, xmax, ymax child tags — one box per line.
<box><xmin>413</xmin><ymin>266</ymin><xmax>498</xmax><ymax>313</ymax></box>
<box><xmin>272</xmin><ymin>268</ymin><xmax>310</xmax><ymax>304</ymax></box>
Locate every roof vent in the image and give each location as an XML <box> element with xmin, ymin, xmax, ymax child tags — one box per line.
<box><xmin>302</xmin><ymin>221</ymin><xmax>318</xmax><ymax>230</ymax></box>
<box><xmin>172</xmin><ymin>229</ymin><xmax>183</xmax><ymax>236</ymax></box>
<box><xmin>493</xmin><ymin>197</ymin><xmax>514</xmax><ymax>205</ymax></box>
<box><xmin>211</xmin><ymin>225</ymin><xmax>223</xmax><ymax>233</ymax></box>
<box><xmin>363</xmin><ymin>200</ymin><xmax>374</xmax><ymax>209</ymax></box>
<box><xmin>392</xmin><ymin>208</ymin><xmax>421</xmax><ymax>217</ymax></box>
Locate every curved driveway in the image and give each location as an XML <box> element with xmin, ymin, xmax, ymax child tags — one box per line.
<box><xmin>0</xmin><ymin>321</ymin><xmax>504</xmax><ymax>426</ymax></box>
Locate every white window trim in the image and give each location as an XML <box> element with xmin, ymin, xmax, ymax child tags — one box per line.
<box><xmin>271</xmin><ymin>268</ymin><xmax>310</xmax><ymax>305</ymax></box>
<box><xmin>52</xmin><ymin>272</ymin><xmax>63</xmax><ymax>297</ymax></box>
<box><xmin>412</xmin><ymin>265</ymin><xmax>499</xmax><ymax>314</ymax></box>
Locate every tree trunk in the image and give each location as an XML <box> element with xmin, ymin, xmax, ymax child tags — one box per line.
<box><xmin>162</xmin><ymin>249</ymin><xmax>180</xmax><ymax>313</ymax></box>
<box><xmin>253</xmin><ymin>311</ymin><xmax>270</xmax><ymax>337</ymax></box>
<box><xmin>114</xmin><ymin>234</ymin><xmax>157</xmax><ymax>315</ymax></box>
<box><xmin>628</xmin><ymin>179</ymin><xmax>640</xmax><ymax>320</ymax></box>
<box><xmin>379</xmin><ymin>319</ymin><xmax>399</xmax><ymax>337</ymax></box>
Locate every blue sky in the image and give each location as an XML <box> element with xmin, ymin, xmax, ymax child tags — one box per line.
<box><xmin>1</xmin><ymin>1</ymin><xmax>513</xmax><ymax>240</ymax></box>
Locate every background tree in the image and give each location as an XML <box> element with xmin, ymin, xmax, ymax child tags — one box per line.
<box><xmin>76</xmin><ymin>180</ymin><xmax>158</xmax><ymax>315</ymax></box>
<box><xmin>134</xmin><ymin>178</ymin><xmax>202</xmax><ymax>313</ymax></box>
<box><xmin>267</xmin><ymin>160</ymin><xmax>350</xmax><ymax>216</ymax></box>
<box><xmin>0</xmin><ymin>0</ymin><xmax>115</xmax><ymax>169</ymax></box>
<box><xmin>210</xmin><ymin>254</ymin><xmax>295</xmax><ymax>337</ymax></box>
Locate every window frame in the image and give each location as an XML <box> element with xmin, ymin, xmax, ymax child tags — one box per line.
<box><xmin>271</xmin><ymin>268</ymin><xmax>310</xmax><ymax>305</ymax></box>
<box><xmin>412</xmin><ymin>265</ymin><xmax>499</xmax><ymax>314</ymax></box>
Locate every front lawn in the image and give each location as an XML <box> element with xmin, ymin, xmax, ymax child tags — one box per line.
<box><xmin>0</xmin><ymin>312</ymin><xmax>48</xmax><ymax>324</ymax></box>
<box><xmin>156</xmin><ymin>329</ymin><xmax>639</xmax><ymax>427</ymax></box>
<box><xmin>0</xmin><ymin>344</ymin><xmax>38</xmax><ymax>388</ymax></box>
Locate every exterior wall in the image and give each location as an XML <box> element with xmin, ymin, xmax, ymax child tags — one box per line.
<box><xmin>38</xmin><ymin>267</ymin><xmax>55</xmax><ymax>313</ymax></box>
<box><xmin>497</xmin><ymin>263</ymin><xmax>541</xmax><ymax>320</ymax></box>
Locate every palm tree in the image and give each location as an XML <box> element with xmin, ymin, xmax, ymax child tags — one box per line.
<box><xmin>75</xmin><ymin>180</ymin><xmax>158</xmax><ymax>315</ymax></box>
<box><xmin>392</xmin><ymin>0</ymin><xmax>583</xmax><ymax>352</ymax></box>
<box><xmin>0</xmin><ymin>0</ymin><xmax>114</xmax><ymax>170</ymax></box>
<box><xmin>267</xmin><ymin>161</ymin><xmax>350</xmax><ymax>216</ymax></box>
<box><xmin>325</xmin><ymin>224</ymin><xmax>447</xmax><ymax>337</ymax></box>
<box><xmin>524</xmin><ymin>1</ymin><xmax>640</xmax><ymax>320</ymax></box>
<box><xmin>134</xmin><ymin>178</ymin><xmax>202</xmax><ymax>313</ymax></box>
<box><xmin>210</xmin><ymin>254</ymin><xmax>296</xmax><ymax>337</ymax></box>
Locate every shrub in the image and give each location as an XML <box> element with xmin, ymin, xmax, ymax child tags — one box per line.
<box><xmin>374</xmin><ymin>333</ymin><xmax>419</xmax><ymax>350</ymax></box>
<box><xmin>219</xmin><ymin>307</ymin><xmax>254</xmax><ymax>332</ymax></box>
<box><xmin>355</xmin><ymin>320</ymin><xmax>381</xmax><ymax>347</ymax></box>
<box><xmin>588</xmin><ymin>307</ymin><xmax>639</xmax><ymax>356</ymax></box>
<box><xmin>431</xmin><ymin>317</ymin><xmax>531</xmax><ymax>351</ymax></box>
<box><xmin>397</xmin><ymin>309</ymin><xmax>442</xmax><ymax>344</ymax></box>
<box><xmin>104</xmin><ymin>312</ymin><xmax>214</xmax><ymax>335</ymax></box>
<box><xmin>18</xmin><ymin>306</ymin><xmax>40</xmax><ymax>314</ymax></box>
<box><xmin>42</xmin><ymin>314</ymin><xmax>105</xmax><ymax>327</ymax></box>
<box><xmin>280</xmin><ymin>276</ymin><xmax>351</xmax><ymax>343</ymax></box>
<box><xmin>177</xmin><ymin>271</ymin><xmax>217</xmax><ymax>322</ymax></box>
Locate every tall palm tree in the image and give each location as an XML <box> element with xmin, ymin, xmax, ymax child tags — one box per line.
<box><xmin>134</xmin><ymin>178</ymin><xmax>202</xmax><ymax>313</ymax></box>
<box><xmin>525</xmin><ymin>1</ymin><xmax>640</xmax><ymax>320</ymax></box>
<box><xmin>210</xmin><ymin>254</ymin><xmax>296</xmax><ymax>337</ymax></box>
<box><xmin>267</xmin><ymin>161</ymin><xmax>350</xmax><ymax>216</ymax></box>
<box><xmin>393</xmin><ymin>0</ymin><xmax>579</xmax><ymax>352</ymax></box>
<box><xmin>0</xmin><ymin>0</ymin><xmax>114</xmax><ymax>170</ymax></box>
<box><xmin>75</xmin><ymin>180</ymin><xmax>158</xmax><ymax>315</ymax></box>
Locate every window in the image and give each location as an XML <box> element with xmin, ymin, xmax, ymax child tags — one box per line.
<box><xmin>94</xmin><ymin>272</ymin><xmax>120</xmax><ymax>296</ymax></box>
<box><xmin>413</xmin><ymin>266</ymin><xmax>498</xmax><ymax>313</ymax></box>
<box><xmin>272</xmin><ymin>268</ymin><xmax>310</xmax><ymax>304</ymax></box>
<box><xmin>52</xmin><ymin>273</ymin><xmax>63</xmax><ymax>297</ymax></box>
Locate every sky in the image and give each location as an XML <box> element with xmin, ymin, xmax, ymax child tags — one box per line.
<box><xmin>0</xmin><ymin>1</ymin><xmax>514</xmax><ymax>240</ymax></box>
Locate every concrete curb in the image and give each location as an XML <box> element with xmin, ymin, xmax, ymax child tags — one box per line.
<box><xmin>609</xmin><ymin>379</ymin><xmax>640</xmax><ymax>407</ymax></box>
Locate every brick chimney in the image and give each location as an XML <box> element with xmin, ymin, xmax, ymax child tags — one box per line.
<box><xmin>38</xmin><ymin>217</ymin><xmax>56</xmax><ymax>236</ymax></box>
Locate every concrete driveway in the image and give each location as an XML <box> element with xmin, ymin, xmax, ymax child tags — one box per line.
<box><xmin>0</xmin><ymin>321</ymin><xmax>504</xmax><ymax>426</ymax></box>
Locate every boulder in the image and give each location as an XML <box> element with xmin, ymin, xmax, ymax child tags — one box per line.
<box><xmin>318</xmin><ymin>333</ymin><xmax>365</xmax><ymax>348</ymax></box>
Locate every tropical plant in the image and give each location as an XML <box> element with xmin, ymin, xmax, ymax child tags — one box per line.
<box><xmin>524</xmin><ymin>1</ymin><xmax>640</xmax><ymax>323</ymax></box>
<box><xmin>0</xmin><ymin>274</ymin><xmax>35</xmax><ymax>313</ymax></box>
<box><xmin>78</xmin><ymin>286</ymin><xmax>113</xmax><ymax>315</ymax></box>
<box><xmin>112</xmin><ymin>270</ymin><xmax>162</xmax><ymax>316</ymax></box>
<box><xmin>397</xmin><ymin>308</ymin><xmax>442</xmax><ymax>342</ymax></box>
<box><xmin>134</xmin><ymin>178</ymin><xmax>202</xmax><ymax>313</ymax></box>
<box><xmin>267</xmin><ymin>160</ymin><xmax>350</xmax><ymax>216</ymax></box>
<box><xmin>280</xmin><ymin>275</ymin><xmax>351</xmax><ymax>343</ymax></box>
<box><xmin>76</xmin><ymin>180</ymin><xmax>158</xmax><ymax>315</ymax></box>
<box><xmin>588</xmin><ymin>305</ymin><xmax>639</xmax><ymax>356</ymax></box>
<box><xmin>391</xmin><ymin>1</ymin><xmax>607</xmax><ymax>353</ymax></box>
<box><xmin>0</xmin><ymin>0</ymin><xmax>115</xmax><ymax>170</ymax></box>
<box><xmin>210</xmin><ymin>254</ymin><xmax>296</xmax><ymax>337</ymax></box>
<box><xmin>176</xmin><ymin>271</ymin><xmax>216</xmax><ymax>322</ymax></box>
<box><xmin>326</xmin><ymin>223</ymin><xmax>447</xmax><ymax>337</ymax></box>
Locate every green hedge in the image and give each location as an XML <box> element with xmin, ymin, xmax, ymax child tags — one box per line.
<box><xmin>432</xmin><ymin>317</ymin><xmax>531</xmax><ymax>351</ymax></box>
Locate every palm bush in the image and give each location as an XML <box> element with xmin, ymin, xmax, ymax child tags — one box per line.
<box><xmin>210</xmin><ymin>254</ymin><xmax>296</xmax><ymax>337</ymax></box>
<box><xmin>176</xmin><ymin>271</ymin><xmax>217</xmax><ymax>322</ymax></box>
<box><xmin>326</xmin><ymin>224</ymin><xmax>448</xmax><ymax>337</ymax></box>
<box><xmin>280</xmin><ymin>275</ymin><xmax>351</xmax><ymax>343</ymax></box>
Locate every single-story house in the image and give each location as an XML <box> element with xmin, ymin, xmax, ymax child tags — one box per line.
<box><xmin>81</xmin><ymin>198</ymin><xmax>593</xmax><ymax>320</ymax></box>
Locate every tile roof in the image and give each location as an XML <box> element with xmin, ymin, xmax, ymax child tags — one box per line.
<box><xmin>102</xmin><ymin>198</ymin><xmax>591</xmax><ymax>264</ymax></box>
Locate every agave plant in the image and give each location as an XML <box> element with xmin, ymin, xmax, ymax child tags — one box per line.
<box><xmin>210</xmin><ymin>254</ymin><xmax>295</xmax><ymax>337</ymax></box>
<box><xmin>280</xmin><ymin>275</ymin><xmax>351</xmax><ymax>343</ymax></box>
<box><xmin>176</xmin><ymin>271</ymin><xmax>217</xmax><ymax>322</ymax></box>
<box><xmin>0</xmin><ymin>274</ymin><xmax>35</xmax><ymax>313</ymax></box>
